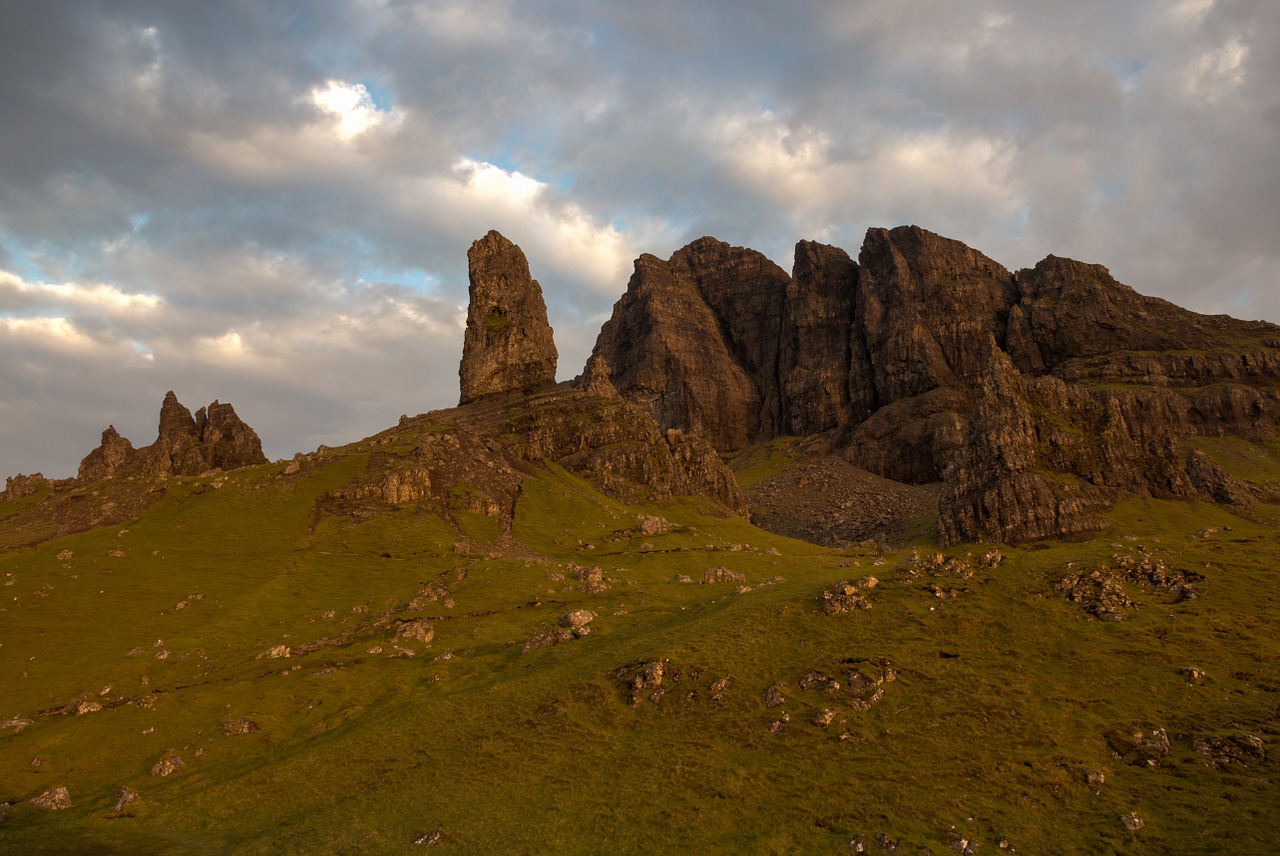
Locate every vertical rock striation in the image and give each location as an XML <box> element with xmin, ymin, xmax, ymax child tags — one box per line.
<box><xmin>589</xmin><ymin>223</ymin><xmax>1280</xmax><ymax>544</ymax></box>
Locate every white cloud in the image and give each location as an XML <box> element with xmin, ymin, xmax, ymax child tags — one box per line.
<box><xmin>312</xmin><ymin>80</ymin><xmax>391</xmax><ymax>139</ymax></box>
<box><xmin>443</xmin><ymin>159</ymin><xmax>635</xmax><ymax>296</ymax></box>
<box><xmin>0</xmin><ymin>269</ymin><xmax>162</xmax><ymax>314</ymax></box>
<box><xmin>1186</xmin><ymin>37</ymin><xmax>1248</xmax><ymax>99</ymax></box>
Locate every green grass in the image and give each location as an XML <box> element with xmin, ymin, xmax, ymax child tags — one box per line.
<box><xmin>1</xmin><ymin>452</ymin><xmax>1278</xmax><ymax>853</ymax></box>
<box><xmin>729</xmin><ymin>438</ymin><xmax>801</xmax><ymax>488</ymax></box>
<box><xmin>1189</xmin><ymin>435</ymin><xmax>1280</xmax><ymax>485</ymax></box>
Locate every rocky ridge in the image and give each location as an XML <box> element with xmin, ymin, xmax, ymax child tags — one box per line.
<box><xmin>6</xmin><ymin>226</ymin><xmax>1279</xmax><ymax>549</ymax></box>
<box><xmin>590</xmin><ymin>225</ymin><xmax>1280</xmax><ymax>544</ymax></box>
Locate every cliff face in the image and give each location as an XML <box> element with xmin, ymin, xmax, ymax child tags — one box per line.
<box><xmin>591</xmin><ymin>253</ymin><xmax>759</xmax><ymax>451</ymax></box>
<box><xmin>590</xmin><ymin>224</ymin><xmax>1280</xmax><ymax>544</ymax></box>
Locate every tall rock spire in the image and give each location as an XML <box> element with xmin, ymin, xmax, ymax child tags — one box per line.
<box><xmin>458</xmin><ymin>230</ymin><xmax>559</xmax><ymax>405</ymax></box>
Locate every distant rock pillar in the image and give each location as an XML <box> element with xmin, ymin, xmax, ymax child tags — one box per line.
<box><xmin>458</xmin><ymin>230</ymin><xmax>559</xmax><ymax>405</ymax></box>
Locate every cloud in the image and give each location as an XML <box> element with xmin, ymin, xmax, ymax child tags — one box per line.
<box><xmin>0</xmin><ymin>0</ymin><xmax>1277</xmax><ymax>479</ymax></box>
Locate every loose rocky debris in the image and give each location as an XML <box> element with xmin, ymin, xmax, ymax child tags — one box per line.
<box><xmin>1055</xmin><ymin>554</ymin><xmax>1203</xmax><ymax>620</ymax></box>
<box><xmin>745</xmin><ymin>454</ymin><xmax>939</xmax><ymax>547</ymax></box>
<box><xmin>1</xmin><ymin>717</ymin><xmax>33</xmax><ymax>734</ymax></box>
<box><xmin>635</xmin><ymin>515</ymin><xmax>670</xmax><ymax>536</ymax></box>
<box><xmin>946</xmin><ymin>827</ymin><xmax>977</xmax><ymax>854</ymax></box>
<box><xmin>151</xmin><ymin>753</ymin><xmax>186</xmax><ymax>777</ymax></box>
<box><xmin>1193</xmin><ymin>733</ymin><xmax>1267</xmax><ymax>768</ymax></box>
<box><xmin>614</xmin><ymin>659</ymin><xmax>667</xmax><ymax>706</ymax></box>
<box><xmin>522</xmin><ymin>627</ymin><xmax>575</xmax><ymax>653</ymax></box>
<box><xmin>1086</xmin><ymin>770</ymin><xmax>1106</xmax><ymax>788</ymax></box>
<box><xmin>820</xmin><ymin>580</ymin><xmax>873</xmax><ymax>614</ymax></box>
<box><xmin>111</xmin><ymin>787</ymin><xmax>139</xmax><ymax>816</ymax></box>
<box><xmin>1183</xmin><ymin>666</ymin><xmax>1207</xmax><ymax>683</ymax></box>
<box><xmin>414</xmin><ymin>827</ymin><xmax>444</xmax><ymax>846</ymax></box>
<box><xmin>573</xmin><ymin>565</ymin><xmax>608</xmax><ymax>594</ymax></box>
<box><xmin>30</xmin><ymin>786</ymin><xmax>71</xmax><ymax>811</ymax></box>
<box><xmin>221</xmin><ymin>718</ymin><xmax>260</xmax><ymax>736</ymax></box>
<box><xmin>1120</xmin><ymin>812</ymin><xmax>1145</xmax><ymax>832</ymax></box>
<box><xmin>524</xmin><ymin>610</ymin><xmax>597</xmax><ymax>653</ymax></box>
<box><xmin>702</xmin><ymin>566</ymin><xmax>745</xmax><ymax>584</ymax></box>
<box><xmin>735</xmin><ymin>576</ymin><xmax>785</xmax><ymax>594</ymax></box>
<box><xmin>789</xmin><ymin>658</ymin><xmax>897</xmax><ymax>724</ymax></box>
<box><xmin>394</xmin><ymin>617</ymin><xmax>435</xmax><ymax>644</ymax></box>
<box><xmin>609</xmin><ymin>659</ymin><xmax>729</xmax><ymax>708</ymax></box>
<box><xmin>898</xmin><ymin>550</ymin><xmax>976</xmax><ymax>583</ymax></box>
<box><xmin>764</xmin><ymin>682</ymin><xmax>787</xmax><ymax>708</ymax></box>
<box><xmin>1106</xmin><ymin>725</ymin><xmax>1170</xmax><ymax>767</ymax></box>
<box><xmin>256</xmin><ymin>644</ymin><xmax>291</xmax><ymax>660</ymax></box>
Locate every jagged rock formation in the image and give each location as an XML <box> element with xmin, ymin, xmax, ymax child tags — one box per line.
<box><xmin>459</xmin><ymin>230</ymin><xmax>559</xmax><ymax>405</ymax></box>
<box><xmin>77</xmin><ymin>427</ymin><xmax>137</xmax><ymax>482</ymax></box>
<box><xmin>590</xmin><ymin>225</ymin><xmax>1280</xmax><ymax>544</ymax></box>
<box><xmin>77</xmin><ymin>392</ymin><xmax>267</xmax><ymax>482</ymax></box>
<box><xmin>1</xmin><ymin>473</ymin><xmax>54</xmax><ymax>501</ymax></box>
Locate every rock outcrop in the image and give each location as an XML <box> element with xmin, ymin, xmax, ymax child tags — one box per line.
<box><xmin>76</xmin><ymin>392</ymin><xmax>267</xmax><ymax>482</ymax></box>
<box><xmin>589</xmin><ymin>224</ymin><xmax>1280</xmax><ymax>544</ymax></box>
<box><xmin>2</xmin><ymin>472</ymin><xmax>53</xmax><ymax>501</ymax></box>
<box><xmin>591</xmin><ymin>251</ymin><xmax>759</xmax><ymax>451</ymax></box>
<box><xmin>459</xmin><ymin>230</ymin><xmax>558</xmax><ymax>405</ymax></box>
<box><xmin>77</xmin><ymin>426</ymin><xmax>137</xmax><ymax>482</ymax></box>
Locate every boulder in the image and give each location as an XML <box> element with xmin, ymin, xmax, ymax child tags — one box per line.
<box><xmin>30</xmin><ymin>786</ymin><xmax>71</xmax><ymax>811</ymax></box>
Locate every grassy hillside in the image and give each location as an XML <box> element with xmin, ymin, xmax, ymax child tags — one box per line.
<box><xmin>0</xmin><ymin>438</ymin><xmax>1278</xmax><ymax>854</ymax></box>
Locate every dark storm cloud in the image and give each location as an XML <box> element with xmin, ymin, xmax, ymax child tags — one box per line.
<box><xmin>0</xmin><ymin>0</ymin><xmax>1276</xmax><ymax>477</ymax></box>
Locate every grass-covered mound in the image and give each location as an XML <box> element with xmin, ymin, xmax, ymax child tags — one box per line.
<box><xmin>0</xmin><ymin>435</ymin><xmax>1277</xmax><ymax>854</ymax></box>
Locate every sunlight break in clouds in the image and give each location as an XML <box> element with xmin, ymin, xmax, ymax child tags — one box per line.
<box><xmin>312</xmin><ymin>80</ymin><xmax>391</xmax><ymax>139</ymax></box>
<box><xmin>449</xmin><ymin>159</ymin><xmax>635</xmax><ymax>296</ymax></box>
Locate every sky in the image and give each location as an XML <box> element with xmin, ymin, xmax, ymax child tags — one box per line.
<box><xmin>1</xmin><ymin>0</ymin><xmax>1277</xmax><ymax>479</ymax></box>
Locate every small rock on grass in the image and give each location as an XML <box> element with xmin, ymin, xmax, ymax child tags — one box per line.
<box><xmin>151</xmin><ymin>754</ymin><xmax>185</xmax><ymax>777</ymax></box>
<box><xmin>414</xmin><ymin>827</ymin><xmax>443</xmax><ymax>845</ymax></box>
<box><xmin>112</xmin><ymin>787</ymin><xmax>138</xmax><ymax>814</ymax></box>
<box><xmin>221</xmin><ymin>718</ymin><xmax>260</xmax><ymax>736</ymax></box>
<box><xmin>31</xmin><ymin>786</ymin><xmax>71</xmax><ymax>810</ymax></box>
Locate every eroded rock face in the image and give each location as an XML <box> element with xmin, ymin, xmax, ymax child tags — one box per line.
<box><xmin>1006</xmin><ymin>256</ymin><xmax>1210</xmax><ymax>374</ymax></box>
<box><xmin>591</xmin><ymin>223</ymin><xmax>1280</xmax><ymax>544</ymax></box>
<box><xmin>782</xmin><ymin>240</ymin><xmax>869</xmax><ymax>434</ymax></box>
<box><xmin>459</xmin><ymin>231</ymin><xmax>558</xmax><ymax>404</ymax></box>
<box><xmin>857</xmin><ymin>225</ymin><xmax>1017</xmax><ymax>405</ymax></box>
<box><xmin>77</xmin><ymin>426</ymin><xmax>137</xmax><ymax>482</ymax></box>
<box><xmin>669</xmin><ymin>237</ymin><xmax>792</xmax><ymax>437</ymax></box>
<box><xmin>592</xmin><ymin>252</ymin><xmax>759</xmax><ymax>451</ymax></box>
<box><xmin>491</xmin><ymin>386</ymin><xmax>746</xmax><ymax>515</ymax></box>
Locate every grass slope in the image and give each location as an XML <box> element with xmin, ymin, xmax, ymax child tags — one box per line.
<box><xmin>0</xmin><ymin>448</ymin><xmax>1277</xmax><ymax>854</ymax></box>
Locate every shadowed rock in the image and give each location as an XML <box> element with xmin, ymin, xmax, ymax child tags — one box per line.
<box><xmin>77</xmin><ymin>392</ymin><xmax>266</xmax><ymax>483</ymax></box>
